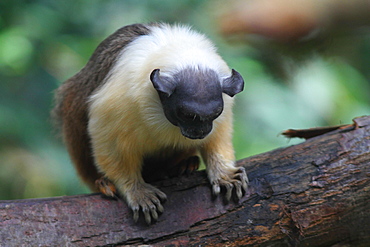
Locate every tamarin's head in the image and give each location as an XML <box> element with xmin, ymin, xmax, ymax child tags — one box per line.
<box><xmin>150</xmin><ymin>67</ymin><xmax>244</xmax><ymax>139</ymax></box>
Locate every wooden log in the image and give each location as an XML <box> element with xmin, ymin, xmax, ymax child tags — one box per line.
<box><xmin>1</xmin><ymin>116</ymin><xmax>369</xmax><ymax>246</ymax></box>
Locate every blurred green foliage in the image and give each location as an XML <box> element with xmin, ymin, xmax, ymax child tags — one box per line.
<box><xmin>0</xmin><ymin>0</ymin><xmax>369</xmax><ymax>200</ymax></box>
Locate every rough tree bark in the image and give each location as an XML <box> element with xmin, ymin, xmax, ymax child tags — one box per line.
<box><xmin>1</xmin><ymin>116</ymin><xmax>369</xmax><ymax>246</ymax></box>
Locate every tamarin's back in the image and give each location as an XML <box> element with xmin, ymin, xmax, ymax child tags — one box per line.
<box><xmin>53</xmin><ymin>24</ymin><xmax>151</xmax><ymax>189</ymax></box>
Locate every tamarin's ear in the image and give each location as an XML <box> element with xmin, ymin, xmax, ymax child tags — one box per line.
<box><xmin>222</xmin><ymin>69</ymin><xmax>244</xmax><ymax>97</ymax></box>
<box><xmin>150</xmin><ymin>69</ymin><xmax>176</xmax><ymax>97</ymax></box>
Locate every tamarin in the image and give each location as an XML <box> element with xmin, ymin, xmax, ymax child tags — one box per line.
<box><xmin>53</xmin><ymin>23</ymin><xmax>248</xmax><ymax>224</ymax></box>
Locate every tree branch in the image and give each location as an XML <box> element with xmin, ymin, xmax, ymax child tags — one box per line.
<box><xmin>1</xmin><ymin>116</ymin><xmax>370</xmax><ymax>246</ymax></box>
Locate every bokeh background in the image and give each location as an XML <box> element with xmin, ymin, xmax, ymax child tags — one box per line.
<box><xmin>1</xmin><ymin>0</ymin><xmax>369</xmax><ymax>200</ymax></box>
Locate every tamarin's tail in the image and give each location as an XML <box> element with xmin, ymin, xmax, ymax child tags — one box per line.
<box><xmin>52</xmin><ymin>82</ymin><xmax>101</xmax><ymax>190</ymax></box>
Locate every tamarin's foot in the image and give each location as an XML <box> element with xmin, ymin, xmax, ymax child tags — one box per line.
<box><xmin>95</xmin><ymin>177</ymin><xmax>117</xmax><ymax>199</ymax></box>
<box><xmin>123</xmin><ymin>182</ymin><xmax>167</xmax><ymax>224</ymax></box>
<box><xmin>169</xmin><ymin>155</ymin><xmax>200</xmax><ymax>177</ymax></box>
<box><xmin>96</xmin><ymin>177</ymin><xmax>166</xmax><ymax>224</ymax></box>
<box><xmin>208</xmin><ymin>165</ymin><xmax>249</xmax><ymax>202</ymax></box>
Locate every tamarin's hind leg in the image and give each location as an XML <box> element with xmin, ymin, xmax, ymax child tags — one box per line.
<box><xmin>95</xmin><ymin>177</ymin><xmax>117</xmax><ymax>198</ymax></box>
<box><xmin>63</xmin><ymin>123</ymin><xmax>101</xmax><ymax>191</ymax></box>
<box><xmin>98</xmin><ymin>155</ymin><xmax>200</xmax><ymax>198</ymax></box>
<box><xmin>168</xmin><ymin>155</ymin><xmax>200</xmax><ymax>177</ymax></box>
<box><xmin>142</xmin><ymin>149</ymin><xmax>199</xmax><ymax>182</ymax></box>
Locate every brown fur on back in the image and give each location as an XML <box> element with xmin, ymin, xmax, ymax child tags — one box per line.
<box><xmin>52</xmin><ymin>24</ymin><xmax>151</xmax><ymax>190</ymax></box>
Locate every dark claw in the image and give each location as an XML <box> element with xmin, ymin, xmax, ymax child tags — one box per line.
<box><xmin>235</xmin><ymin>181</ymin><xmax>243</xmax><ymax>199</ymax></box>
<box><xmin>133</xmin><ymin>208</ymin><xmax>140</xmax><ymax>223</ymax></box>
<box><xmin>143</xmin><ymin>207</ymin><xmax>151</xmax><ymax>225</ymax></box>
<box><xmin>154</xmin><ymin>200</ymin><xmax>164</xmax><ymax>213</ymax></box>
<box><xmin>151</xmin><ymin>207</ymin><xmax>158</xmax><ymax>221</ymax></box>
<box><xmin>225</xmin><ymin>183</ymin><xmax>233</xmax><ymax>202</ymax></box>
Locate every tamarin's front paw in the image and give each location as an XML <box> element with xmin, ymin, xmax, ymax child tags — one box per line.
<box><xmin>209</xmin><ymin>166</ymin><xmax>249</xmax><ymax>201</ymax></box>
<box><xmin>124</xmin><ymin>182</ymin><xmax>167</xmax><ymax>224</ymax></box>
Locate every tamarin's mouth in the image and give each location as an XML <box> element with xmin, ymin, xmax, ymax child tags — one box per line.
<box><xmin>180</xmin><ymin>127</ymin><xmax>211</xmax><ymax>140</ymax></box>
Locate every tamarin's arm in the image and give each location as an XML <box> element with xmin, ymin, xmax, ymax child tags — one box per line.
<box><xmin>92</xmin><ymin>140</ymin><xmax>167</xmax><ymax>223</ymax></box>
<box><xmin>201</xmin><ymin>116</ymin><xmax>248</xmax><ymax>201</ymax></box>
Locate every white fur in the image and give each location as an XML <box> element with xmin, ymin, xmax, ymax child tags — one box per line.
<box><xmin>86</xmin><ymin>24</ymin><xmax>245</xmax><ymax>219</ymax></box>
<box><xmin>88</xmin><ymin>24</ymin><xmax>234</xmax><ymax>154</ymax></box>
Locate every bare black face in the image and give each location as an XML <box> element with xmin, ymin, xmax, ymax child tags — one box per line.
<box><xmin>150</xmin><ymin>67</ymin><xmax>244</xmax><ymax>139</ymax></box>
